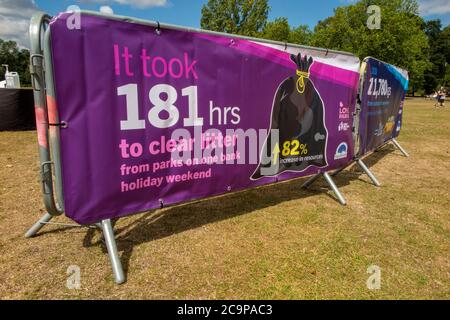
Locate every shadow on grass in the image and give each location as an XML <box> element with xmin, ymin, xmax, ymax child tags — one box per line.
<box><xmin>76</xmin><ymin>143</ymin><xmax>399</xmax><ymax>280</ymax></box>
<box><xmin>331</xmin><ymin>143</ymin><xmax>399</xmax><ymax>187</ymax></box>
<box><xmin>34</xmin><ymin>143</ymin><xmax>398</xmax><ymax>280</ymax></box>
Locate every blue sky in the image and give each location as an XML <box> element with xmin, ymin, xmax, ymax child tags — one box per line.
<box><xmin>0</xmin><ymin>0</ymin><xmax>449</xmax><ymax>48</ymax></box>
<box><xmin>33</xmin><ymin>0</ymin><xmax>341</xmax><ymax>30</ymax></box>
<box><xmin>34</xmin><ymin>0</ymin><xmax>450</xmax><ymax>30</ymax></box>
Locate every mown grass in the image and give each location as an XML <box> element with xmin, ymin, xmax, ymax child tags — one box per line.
<box><xmin>0</xmin><ymin>98</ymin><xmax>448</xmax><ymax>299</ymax></box>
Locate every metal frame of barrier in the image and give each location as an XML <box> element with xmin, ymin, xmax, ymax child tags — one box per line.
<box><xmin>314</xmin><ymin>57</ymin><xmax>410</xmax><ymax>189</ymax></box>
<box><xmin>339</xmin><ymin>59</ymin><xmax>382</xmax><ymax>187</ymax></box>
<box><xmin>301</xmin><ymin>60</ymin><xmax>382</xmax><ymax>199</ymax></box>
<box><xmin>391</xmin><ymin>138</ymin><xmax>409</xmax><ymax>157</ymax></box>
<box><xmin>351</xmin><ymin>59</ymin><xmax>382</xmax><ymax>186</ymax></box>
<box><xmin>24</xmin><ymin>11</ymin><xmax>406</xmax><ymax>284</ymax></box>
<box><xmin>25</xmin><ymin>12</ymin><xmax>125</xmax><ymax>284</ymax></box>
<box><xmin>372</xmin><ymin>137</ymin><xmax>409</xmax><ymax>157</ymax></box>
<box><xmin>301</xmin><ymin>171</ymin><xmax>347</xmax><ymax>205</ymax></box>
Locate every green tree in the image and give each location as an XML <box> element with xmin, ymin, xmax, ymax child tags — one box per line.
<box><xmin>441</xmin><ymin>26</ymin><xmax>450</xmax><ymax>63</ymax></box>
<box><xmin>200</xmin><ymin>0</ymin><xmax>269</xmax><ymax>37</ymax></box>
<box><xmin>442</xmin><ymin>26</ymin><xmax>450</xmax><ymax>88</ymax></box>
<box><xmin>0</xmin><ymin>39</ymin><xmax>31</xmax><ymax>86</ymax></box>
<box><xmin>310</xmin><ymin>0</ymin><xmax>430</xmax><ymax>94</ymax></box>
<box><xmin>424</xmin><ymin>19</ymin><xmax>442</xmax><ymax>41</ymax></box>
<box><xmin>261</xmin><ymin>17</ymin><xmax>312</xmax><ymax>45</ymax></box>
<box><xmin>262</xmin><ymin>17</ymin><xmax>291</xmax><ymax>42</ymax></box>
<box><xmin>422</xmin><ymin>21</ymin><xmax>450</xmax><ymax>94</ymax></box>
<box><xmin>289</xmin><ymin>25</ymin><xmax>312</xmax><ymax>45</ymax></box>
<box><xmin>423</xmin><ymin>20</ymin><xmax>443</xmax><ymax>94</ymax></box>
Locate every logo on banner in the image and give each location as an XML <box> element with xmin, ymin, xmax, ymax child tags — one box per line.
<box><xmin>334</xmin><ymin>143</ymin><xmax>348</xmax><ymax>160</ymax></box>
<box><xmin>338</xmin><ymin>102</ymin><xmax>351</xmax><ymax>132</ymax></box>
<box><xmin>338</xmin><ymin>122</ymin><xmax>350</xmax><ymax>132</ymax></box>
<box><xmin>339</xmin><ymin>102</ymin><xmax>350</xmax><ymax>120</ymax></box>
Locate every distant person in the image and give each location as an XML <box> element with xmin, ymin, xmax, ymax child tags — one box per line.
<box><xmin>434</xmin><ymin>90</ymin><xmax>440</xmax><ymax>107</ymax></box>
<box><xmin>435</xmin><ymin>89</ymin><xmax>445</xmax><ymax>108</ymax></box>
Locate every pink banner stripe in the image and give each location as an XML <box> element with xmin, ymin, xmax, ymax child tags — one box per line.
<box><xmin>310</xmin><ymin>63</ymin><xmax>360</xmax><ymax>89</ymax></box>
<box><xmin>196</xmin><ymin>33</ymin><xmax>294</xmax><ymax>69</ymax></box>
<box><xmin>195</xmin><ymin>32</ymin><xmax>359</xmax><ymax>88</ymax></box>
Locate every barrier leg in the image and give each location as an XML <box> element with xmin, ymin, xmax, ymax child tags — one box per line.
<box><xmin>391</xmin><ymin>139</ymin><xmax>409</xmax><ymax>157</ymax></box>
<box><xmin>101</xmin><ymin>219</ymin><xmax>125</xmax><ymax>285</ymax></box>
<box><xmin>25</xmin><ymin>213</ymin><xmax>53</xmax><ymax>238</ymax></box>
<box><xmin>323</xmin><ymin>172</ymin><xmax>347</xmax><ymax>206</ymax></box>
<box><xmin>302</xmin><ymin>173</ymin><xmax>321</xmax><ymax>189</ymax></box>
<box><xmin>357</xmin><ymin>159</ymin><xmax>381</xmax><ymax>187</ymax></box>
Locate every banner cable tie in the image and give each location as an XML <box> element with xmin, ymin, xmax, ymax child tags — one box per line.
<box><xmin>48</xmin><ymin>121</ymin><xmax>68</xmax><ymax>128</ymax></box>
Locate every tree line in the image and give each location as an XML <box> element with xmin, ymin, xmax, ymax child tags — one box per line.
<box><xmin>201</xmin><ymin>0</ymin><xmax>449</xmax><ymax>95</ymax></box>
<box><xmin>0</xmin><ymin>39</ymin><xmax>31</xmax><ymax>87</ymax></box>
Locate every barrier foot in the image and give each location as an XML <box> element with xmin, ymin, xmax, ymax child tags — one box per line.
<box><xmin>101</xmin><ymin>219</ymin><xmax>125</xmax><ymax>285</ymax></box>
<box><xmin>392</xmin><ymin>139</ymin><xmax>409</xmax><ymax>157</ymax></box>
<box><xmin>357</xmin><ymin>159</ymin><xmax>381</xmax><ymax>187</ymax></box>
<box><xmin>25</xmin><ymin>213</ymin><xmax>53</xmax><ymax>238</ymax></box>
<box><xmin>302</xmin><ymin>173</ymin><xmax>321</xmax><ymax>189</ymax></box>
<box><xmin>323</xmin><ymin>172</ymin><xmax>347</xmax><ymax>206</ymax></box>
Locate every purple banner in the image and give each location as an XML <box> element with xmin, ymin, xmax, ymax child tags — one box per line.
<box><xmin>49</xmin><ymin>13</ymin><xmax>360</xmax><ymax>224</ymax></box>
<box><xmin>359</xmin><ymin>57</ymin><xmax>409</xmax><ymax>156</ymax></box>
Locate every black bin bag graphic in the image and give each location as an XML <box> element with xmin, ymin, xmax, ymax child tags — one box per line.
<box><xmin>252</xmin><ymin>53</ymin><xmax>328</xmax><ymax>180</ymax></box>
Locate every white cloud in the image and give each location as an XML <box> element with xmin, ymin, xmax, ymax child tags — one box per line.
<box><xmin>79</xmin><ymin>0</ymin><xmax>169</xmax><ymax>9</ymax></box>
<box><xmin>0</xmin><ymin>0</ymin><xmax>40</xmax><ymax>48</ymax></box>
<box><xmin>419</xmin><ymin>0</ymin><xmax>450</xmax><ymax>16</ymax></box>
<box><xmin>100</xmin><ymin>5</ymin><xmax>114</xmax><ymax>14</ymax></box>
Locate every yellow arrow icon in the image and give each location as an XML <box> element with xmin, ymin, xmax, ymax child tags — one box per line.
<box><xmin>272</xmin><ymin>143</ymin><xmax>280</xmax><ymax>165</ymax></box>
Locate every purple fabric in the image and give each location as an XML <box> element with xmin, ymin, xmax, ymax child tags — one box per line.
<box><xmin>49</xmin><ymin>13</ymin><xmax>359</xmax><ymax>224</ymax></box>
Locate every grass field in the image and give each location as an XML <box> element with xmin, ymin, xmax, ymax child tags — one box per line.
<box><xmin>0</xmin><ymin>98</ymin><xmax>449</xmax><ymax>300</ymax></box>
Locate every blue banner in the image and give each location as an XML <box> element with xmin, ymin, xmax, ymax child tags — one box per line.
<box><xmin>358</xmin><ymin>57</ymin><xmax>409</xmax><ymax>156</ymax></box>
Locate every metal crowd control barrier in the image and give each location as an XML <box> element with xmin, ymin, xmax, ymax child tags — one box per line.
<box><xmin>301</xmin><ymin>61</ymin><xmax>380</xmax><ymax>199</ymax></box>
<box><xmin>24</xmin><ymin>11</ymin><xmax>408</xmax><ymax>284</ymax></box>
<box><xmin>26</xmin><ymin>12</ymin><xmax>125</xmax><ymax>284</ymax></box>
<box><xmin>307</xmin><ymin>57</ymin><xmax>410</xmax><ymax>190</ymax></box>
<box><xmin>352</xmin><ymin>58</ymin><xmax>410</xmax><ymax>182</ymax></box>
